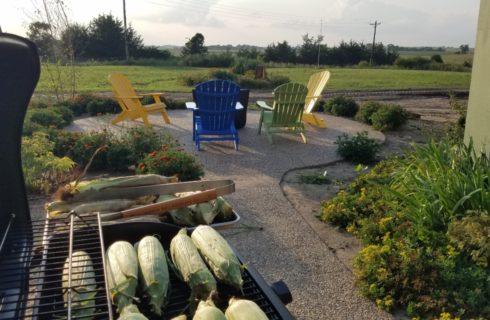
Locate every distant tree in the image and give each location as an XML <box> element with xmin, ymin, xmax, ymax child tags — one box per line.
<box><xmin>459</xmin><ymin>44</ymin><xmax>470</xmax><ymax>54</ymax></box>
<box><xmin>60</xmin><ymin>23</ymin><xmax>89</xmax><ymax>59</ymax></box>
<box><xmin>298</xmin><ymin>33</ymin><xmax>323</xmax><ymax>64</ymax></box>
<box><xmin>27</xmin><ymin>21</ymin><xmax>57</xmax><ymax>58</ymax></box>
<box><xmin>237</xmin><ymin>47</ymin><xmax>261</xmax><ymax>59</ymax></box>
<box><xmin>431</xmin><ymin>54</ymin><xmax>444</xmax><ymax>63</ymax></box>
<box><xmin>86</xmin><ymin>14</ymin><xmax>143</xmax><ymax>59</ymax></box>
<box><xmin>182</xmin><ymin>33</ymin><xmax>207</xmax><ymax>56</ymax></box>
<box><xmin>263</xmin><ymin>41</ymin><xmax>296</xmax><ymax>63</ymax></box>
<box><xmin>134</xmin><ymin>46</ymin><xmax>172</xmax><ymax>59</ymax></box>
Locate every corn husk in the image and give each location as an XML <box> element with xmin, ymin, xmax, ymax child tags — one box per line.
<box><xmin>225</xmin><ymin>298</ymin><xmax>269</xmax><ymax>320</ymax></box>
<box><xmin>117</xmin><ymin>304</ymin><xmax>149</xmax><ymax>320</ymax></box>
<box><xmin>106</xmin><ymin>241</ymin><xmax>139</xmax><ymax>312</ymax></box>
<box><xmin>171</xmin><ymin>315</ymin><xmax>187</xmax><ymax>320</ymax></box>
<box><xmin>170</xmin><ymin>228</ymin><xmax>217</xmax><ymax>300</ymax></box>
<box><xmin>157</xmin><ymin>195</ymin><xmax>195</xmax><ymax>226</ymax></box>
<box><xmin>189</xmin><ymin>202</ymin><xmax>217</xmax><ymax>225</ymax></box>
<box><xmin>62</xmin><ymin>251</ymin><xmax>96</xmax><ymax>319</ymax></box>
<box><xmin>193</xmin><ymin>299</ymin><xmax>226</xmax><ymax>320</ymax></box>
<box><xmin>57</xmin><ymin>174</ymin><xmax>177</xmax><ymax>202</ymax></box>
<box><xmin>191</xmin><ymin>225</ymin><xmax>243</xmax><ymax>290</ymax></box>
<box><xmin>213</xmin><ymin>197</ymin><xmax>234</xmax><ymax>221</ymax></box>
<box><xmin>135</xmin><ymin>236</ymin><xmax>169</xmax><ymax>316</ymax></box>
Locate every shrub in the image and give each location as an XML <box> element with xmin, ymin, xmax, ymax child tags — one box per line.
<box><xmin>178</xmin><ymin>73</ymin><xmax>208</xmax><ymax>86</ymax></box>
<box><xmin>431</xmin><ymin>54</ymin><xmax>444</xmax><ymax>63</ymax></box>
<box><xmin>357</xmin><ymin>60</ymin><xmax>369</xmax><ymax>68</ymax></box>
<box><xmin>52</xmin><ymin>105</ymin><xmax>74</xmax><ymax>126</ymax></box>
<box><xmin>123</xmin><ymin>127</ymin><xmax>175</xmax><ymax>161</ymax></box>
<box><xmin>28</xmin><ymin>108</ymin><xmax>65</xmax><ymax>128</ymax></box>
<box><xmin>106</xmin><ymin>143</ymin><xmax>134</xmax><ymax>172</ymax></box>
<box><xmin>136</xmin><ymin>147</ymin><xmax>204</xmax><ymax>181</ymax></box>
<box><xmin>70</xmin><ymin>130</ymin><xmax>112</xmax><ymax>171</ymax></box>
<box><xmin>325</xmin><ymin>96</ymin><xmax>359</xmax><ymax>117</ymax></box>
<box><xmin>237</xmin><ymin>77</ymin><xmax>269</xmax><ymax>89</ymax></box>
<box><xmin>335</xmin><ymin>131</ymin><xmax>380</xmax><ymax>164</ymax></box>
<box><xmin>268</xmin><ymin>75</ymin><xmax>290</xmax><ymax>87</ymax></box>
<box><xmin>209</xmin><ymin>69</ymin><xmax>237</xmax><ymax>81</ymax></box>
<box><xmin>314</xmin><ymin>99</ymin><xmax>326</xmax><ymax>112</ymax></box>
<box><xmin>62</xmin><ymin>94</ymin><xmax>97</xmax><ymax>116</ymax></box>
<box><xmin>86</xmin><ymin>98</ymin><xmax>120</xmax><ymax>116</ymax></box>
<box><xmin>232</xmin><ymin>58</ymin><xmax>259</xmax><ymax>75</ymax></box>
<box><xmin>370</xmin><ymin>104</ymin><xmax>408</xmax><ymax>131</ymax></box>
<box><xmin>52</xmin><ymin>130</ymin><xmax>82</xmax><ymax>157</ymax></box>
<box><xmin>21</xmin><ymin>132</ymin><xmax>75</xmax><ymax>194</ymax></box>
<box><xmin>394</xmin><ymin>56</ymin><xmax>431</xmax><ymax>70</ymax></box>
<box><xmin>355</xmin><ymin>101</ymin><xmax>383</xmax><ymax>124</ymax></box>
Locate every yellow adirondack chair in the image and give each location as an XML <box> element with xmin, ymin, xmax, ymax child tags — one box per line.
<box><xmin>302</xmin><ymin>70</ymin><xmax>330</xmax><ymax>128</ymax></box>
<box><xmin>108</xmin><ymin>73</ymin><xmax>171</xmax><ymax>127</ymax></box>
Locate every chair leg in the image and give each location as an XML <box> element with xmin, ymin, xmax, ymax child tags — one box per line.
<box><xmin>142</xmin><ymin>116</ymin><xmax>152</xmax><ymax>128</ymax></box>
<box><xmin>161</xmin><ymin>110</ymin><xmax>171</xmax><ymax>124</ymax></box>
<box><xmin>234</xmin><ymin>135</ymin><xmax>239</xmax><ymax>150</ymax></box>
<box><xmin>266</xmin><ymin>130</ymin><xmax>273</xmax><ymax>144</ymax></box>
<box><xmin>258</xmin><ymin>111</ymin><xmax>263</xmax><ymax>135</ymax></box>
<box><xmin>111</xmin><ymin>112</ymin><xmax>128</xmax><ymax>125</ymax></box>
<box><xmin>300</xmin><ymin>132</ymin><xmax>307</xmax><ymax>144</ymax></box>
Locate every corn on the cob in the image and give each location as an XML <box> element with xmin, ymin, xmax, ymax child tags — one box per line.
<box><xmin>191</xmin><ymin>225</ymin><xmax>243</xmax><ymax>290</ymax></box>
<box><xmin>213</xmin><ymin>197</ymin><xmax>234</xmax><ymax>221</ymax></box>
<box><xmin>135</xmin><ymin>235</ymin><xmax>169</xmax><ymax>316</ymax></box>
<box><xmin>193</xmin><ymin>299</ymin><xmax>226</xmax><ymax>320</ymax></box>
<box><xmin>189</xmin><ymin>202</ymin><xmax>217</xmax><ymax>225</ymax></box>
<box><xmin>171</xmin><ymin>315</ymin><xmax>188</xmax><ymax>320</ymax></box>
<box><xmin>117</xmin><ymin>304</ymin><xmax>149</xmax><ymax>320</ymax></box>
<box><xmin>170</xmin><ymin>228</ymin><xmax>217</xmax><ymax>300</ymax></box>
<box><xmin>224</xmin><ymin>298</ymin><xmax>269</xmax><ymax>320</ymax></box>
<box><xmin>158</xmin><ymin>195</ymin><xmax>195</xmax><ymax>226</ymax></box>
<box><xmin>62</xmin><ymin>251</ymin><xmax>96</xmax><ymax>319</ymax></box>
<box><xmin>106</xmin><ymin>241</ymin><xmax>139</xmax><ymax>312</ymax></box>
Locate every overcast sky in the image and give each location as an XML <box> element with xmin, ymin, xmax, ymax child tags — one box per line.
<box><xmin>1</xmin><ymin>0</ymin><xmax>480</xmax><ymax>47</ymax></box>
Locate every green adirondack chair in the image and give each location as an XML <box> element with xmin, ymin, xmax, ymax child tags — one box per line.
<box><xmin>257</xmin><ymin>82</ymin><xmax>308</xmax><ymax>144</ymax></box>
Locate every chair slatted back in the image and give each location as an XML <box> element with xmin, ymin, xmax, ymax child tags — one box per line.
<box><xmin>108</xmin><ymin>73</ymin><xmax>141</xmax><ymax>111</ymax></box>
<box><xmin>305</xmin><ymin>70</ymin><xmax>330</xmax><ymax>113</ymax></box>
<box><xmin>271</xmin><ymin>82</ymin><xmax>308</xmax><ymax>127</ymax></box>
<box><xmin>195</xmin><ymin>80</ymin><xmax>240</xmax><ymax>132</ymax></box>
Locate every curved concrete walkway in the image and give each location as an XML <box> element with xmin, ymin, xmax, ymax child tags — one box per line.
<box><xmin>68</xmin><ymin>110</ymin><xmax>391</xmax><ymax>320</ymax></box>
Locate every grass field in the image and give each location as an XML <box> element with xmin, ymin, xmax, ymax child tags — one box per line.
<box><xmin>399</xmin><ymin>51</ymin><xmax>473</xmax><ymax>65</ymax></box>
<box><xmin>36</xmin><ymin>64</ymin><xmax>471</xmax><ymax>94</ymax></box>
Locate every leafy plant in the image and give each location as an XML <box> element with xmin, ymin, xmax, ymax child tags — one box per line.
<box><xmin>86</xmin><ymin>97</ymin><xmax>119</xmax><ymax>116</ymax></box>
<box><xmin>136</xmin><ymin>147</ymin><xmax>204</xmax><ymax>181</ymax></box>
<box><xmin>299</xmin><ymin>173</ymin><xmax>331</xmax><ymax>185</ymax></box>
<box><xmin>27</xmin><ymin>108</ymin><xmax>65</xmax><ymax>128</ymax></box>
<box><xmin>209</xmin><ymin>69</ymin><xmax>237</xmax><ymax>81</ymax></box>
<box><xmin>370</xmin><ymin>104</ymin><xmax>408</xmax><ymax>131</ymax></box>
<box><xmin>335</xmin><ymin>131</ymin><xmax>380</xmax><ymax>164</ymax></box>
<box><xmin>21</xmin><ymin>132</ymin><xmax>75</xmax><ymax>194</ymax></box>
<box><xmin>355</xmin><ymin>101</ymin><xmax>383</xmax><ymax>125</ymax></box>
<box><xmin>325</xmin><ymin>95</ymin><xmax>359</xmax><ymax>117</ymax></box>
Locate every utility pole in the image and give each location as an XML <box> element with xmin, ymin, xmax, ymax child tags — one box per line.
<box><xmin>369</xmin><ymin>20</ymin><xmax>381</xmax><ymax>66</ymax></box>
<box><xmin>123</xmin><ymin>0</ymin><xmax>130</xmax><ymax>62</ymax></box>
<box><xmin>317</xmin><ymin>19</ymin><xmax>323</xmax><ymax>68</ymax></box>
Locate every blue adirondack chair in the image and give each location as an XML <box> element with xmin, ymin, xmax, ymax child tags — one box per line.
<box><xmin>193</xmin><ymin>80</ymin><xmax>241</xmax><ymax>150</ymax></box>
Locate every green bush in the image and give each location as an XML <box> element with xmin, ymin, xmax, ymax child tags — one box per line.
<box><xmin>314</xmin><ymin>99</ymin><xmax>326</xmax><ymax>112</ymax></box>
<box><xmin>62</xmin><ymin>94</ymin><xmax>97</xmax><ymax>116</ymax></box>
<box><xmin>355</xmin><ymin>101</ymin><xmax>383</xmax><ymax>124</ymax></box>
<box><xmin>431</xmin><ymin>54</ymin><xmax>444</xmax><ymax>63</ymax></box>
<box><xmin>335</xmin><ymin>131</ymin><xmax>380</xmax><ymax>164</ymax></box>
<box><xmin>180</xmin><ymin>53</ymin><xmax>234</xmax><ymax>68</ymax></box>
<box><xmin>232</xmin><ymin>58</ymin><xmax>259</xmax><ymax>75</ymax></box>
<box><xmin>268</xmin><ymin>75</ymin><xmax>290</xmax><ymax>87</ymax></box>
<box><xmin>394</xmin><ymin>56</ymin><xmax>431</xmax><ymax>70</ymax></box>
<box><xmin>237</xmin><ymin>77</ymin><xmax>270</xmax><ymax>89</ymax></box>
<box><xmin>178</xmin><ymin>73</ymin><xmax>208</xmax><ymax>86</ymax></box>
<box><xmin>70</xmin><ymin>131</ymin><xmax>112</xmax><ymax>171</ymax></box>
<box><xmin>28</xmin><ymin>108</ymin><xmax>65</xmax><ymax>128</ymax></box>
<box><xmin>86</xmin><ymin>98</ymin><xmax>120</xmax><ymax>116</ymax></box>
<box><xmin>106</xmin><ymin>143</ymin><xmax>134</xmax><ymax>172</ymax></box>
<box><xmin>209</xmin><ymin>69</ymin><xmax>237</xmax><ymax>81</ymax></box>
<box><xmin>370</xmin><ymin>104</ymin><xmax>408</xmax><ymax>131</ymax></box>
<box><xmin>325</xmin><ymin>96</ymin><xmax>359</xmax><ymax>117</ymax></box>
<box><xmin>136</xmin><ymin>147</ymin><xmax>204</xmax><ymax>181</ymax></box>
<box><xmin>322</xmin><ymin>140</ymin><xmax>490</xmax><ymax>318</ymax></box>
<box><xmin>21</xmin><ymin>132</ymin><xmax>75</xmax><ymax>194</ymax></box>
<box><xmin>52</xmin><ymin>105</ymin><xmax>74</xmax><ymax>126</ymax></box>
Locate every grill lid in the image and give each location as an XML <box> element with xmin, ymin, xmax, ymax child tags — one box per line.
<box><xmin>0</xmin><ymin>33</ymin><xmax>40</xmax><ymax>230</ymax></box>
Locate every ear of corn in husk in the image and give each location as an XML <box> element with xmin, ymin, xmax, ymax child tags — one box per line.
<box><xmin>62</xmin><ymin>251</ymin><xmax>96</xmax><ymax>319</ymax></box>
<box><xmin>135</xmin><ymin>236</ymin><xmax>169</xmax><ymax>316</ymax></box>
<box><xmin>47</xmin><ymin>199</ymin><xmax>137</xmax><ymax>218</ymax></box>
<box><xmin>224</xmin><ymin>298</ymin><xmax>269</xmax><ymax>320</ymax></box>
<box><xmin>171</xmin><ymin>315</ymin><xmax>188</xmax><ymax>320</ymax></box>
<box><xmin>189</xmin><ymin>202</ymin><xmax>217</xmax><ymax>225</ymax></box>
<box><xmin>57</xmin><ymin>174</ymin><xmax>177</xmax><ymax>202</ymax></box>
<box><xmin>193</xmin><ymin>299</ymin><xmax>226</xmax><ymax>320</ymax></box>
<box><xmin>170</xmin><ymin>228</ymin><xmax>217</xmax><ymax>300</ymax></box>
<box><xmin>157</xmin><ymin>195</ymin><xmax>195</xmax><ymax>226</ymax></box>
<box><xmin>213</xmin><ymin>197</ymin><xmax>234</xmax><ymax>221</ymax></box>
<box><xmin>106</xmin><ymin>241</ymin><xmax>139</xmax><ymax>312</ymax></box>
<box><xmin>117</xmin><ymin>304</ymin><xmax>149</xmax><ymax>320</ymax></box>
<box><xmin>191</xmin><ymin>225</ymin><xmax>243</xmax><ymax>290</ymax></box>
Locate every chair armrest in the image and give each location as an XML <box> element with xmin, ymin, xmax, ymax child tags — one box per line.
<box><xmin>257</xmin><ymin>101</ymin><xmax>273</xmax><ymax>110</ymax></box>
<box><xmin>186</xmin><ymin>102</ymin><xmax>197</xmax><ymax>110</ymax></box>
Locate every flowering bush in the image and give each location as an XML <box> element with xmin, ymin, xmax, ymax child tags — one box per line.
<box><xmin>136</xmin><ymin>146</ymin><xmax>204</xmax><ymax>181</ymax></box>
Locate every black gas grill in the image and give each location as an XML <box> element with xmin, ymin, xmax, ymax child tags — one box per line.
<box><xmin>0</xmin><ymin>33</ymin><xmax>294</xmax><ymax>320</ymax></box>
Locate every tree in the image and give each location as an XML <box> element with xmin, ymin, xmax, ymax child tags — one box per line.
<box><xmin>182</xmin><ymin>33</ymin><xmax>207</xmax><ymax>56</ymax></box>
<box><xmin>263</xmin><ymin>41</ymin><xmax>296</xmax><ymax>63</ymax></box>
<box><xmin>27</xmin><ymin>21</ymin><xmax>57</xmax><ymax>58</ymax></box>
<box><xmin>60</xmin><ymin>23</ymin><xmax>89</xmax><ymax>59</ymax></box>
<box><xmin>298</xmin><ymin>33</ymin><xmax>323</xmax><ymax>65</ymax></box>
<box><xmin>86</xmin><ymin>14</ymin><xmax>142</xmax><ymax>59</ymax></box>
<box><xmin>459</xmin><ymin>44</ymin><xmax>470</xmax><ymax>54</ymax></box>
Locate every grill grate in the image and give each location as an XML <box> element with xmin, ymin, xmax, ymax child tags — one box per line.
<box><xmin>0</xmin><ymin>212</ymin><xmax>112</xmax><ymax>320</ymax></box>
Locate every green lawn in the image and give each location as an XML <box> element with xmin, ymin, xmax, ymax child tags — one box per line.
<box><xmin>36</xmin><ymin>64</ymin><xmax>471</xmax><ymax>94</ymax></box>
